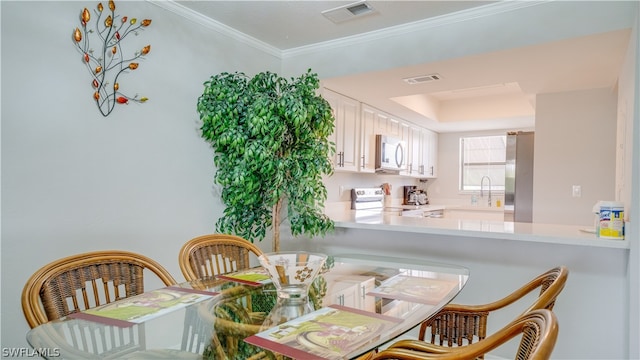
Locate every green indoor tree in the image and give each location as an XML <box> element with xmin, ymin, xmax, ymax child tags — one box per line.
<box><xmin>197</xmin><ymin>69</ymin><xmax>335</xmax><ymax>252</ymax></box>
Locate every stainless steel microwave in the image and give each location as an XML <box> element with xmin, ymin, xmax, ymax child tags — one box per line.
<box><xmin>375</xmin><ymin>134</ymin><xmax>406</xmax><ymax>174</ymax></box>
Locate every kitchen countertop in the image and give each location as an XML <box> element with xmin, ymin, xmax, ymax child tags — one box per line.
<box><xmin>442</xmin><ymin>204</ymin><xmax>505</xmax><ymax>212</ymax></box>
<box><xmin>325</xmin><ymin>207</ymin><xmax>629</xmax><ymax>250</ymax></box>
<box><xmin>384</xmin><ymin>204</ymin><xmax>446</xmax><ymax>211</ymax></box>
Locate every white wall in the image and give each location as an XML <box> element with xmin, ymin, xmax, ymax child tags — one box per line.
<box><xmin>533</xmin><ymin>88</ymin><xmax>617</xmax><ymax>226</ymax></box>
<box><xmin>0</xmin><ymin>1</ymin><xmax>278</xmax><ymax>350</ymax></box>
<box><xmin>626</xmin><ymin>4</ymin><xmax>640</xmax><ymax>358</ymax></box>
<box><xmin>617</xmin><ymin>13</ymin><xmax>639</xmax><ymax>358</ymax></box>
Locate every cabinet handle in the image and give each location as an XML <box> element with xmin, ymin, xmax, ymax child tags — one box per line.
<box><xmin>408</xmin><ymin>163</ymin><xmax>412</xmax><ymax>173</ymax></box>
<box><xmin>361</xmin><ymin>285</ymin><xmax>366</xmax><ymax>298</ymax></box>
<box><xmin>340</xmin><ymin>152</ymin><xmax>344</xmax><ymax>167</ymax></box>
<box><xmin>361</xmin><ymin>155</ymin><xmax>365</xmax><ymax>168</ymax></box>
<box><xmin>430</xmin><ymin>166</ymin><xmax>434</xmax><ymax>175</ymax></box>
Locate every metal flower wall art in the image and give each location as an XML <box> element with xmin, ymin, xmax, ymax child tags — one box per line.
<box><xmin>73</xmin><ymin>1</ymin><xmax>151</xmax><ymax>116</ymax></box>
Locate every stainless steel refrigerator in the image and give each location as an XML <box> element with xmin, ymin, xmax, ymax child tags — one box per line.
<box><xmin>504</xmin><ymin>131</ymin><xmax>534</xmax><ymax>222</ymax></box>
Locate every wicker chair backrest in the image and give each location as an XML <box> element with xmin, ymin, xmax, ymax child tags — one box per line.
<box><xmin>178</xmin><ymin>234</ymin><xmax>263</xmax><ymax>281</ymax></box>
<box><xmin>22</xmin><ymin>250</ymin><xmax>176</xmax><ymax>328</ymax></box>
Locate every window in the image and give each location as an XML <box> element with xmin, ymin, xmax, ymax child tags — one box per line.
<box><xmin>460</xmin><ymin>135</ymin><xmax>506</xmax><ymax>192</ymax></box>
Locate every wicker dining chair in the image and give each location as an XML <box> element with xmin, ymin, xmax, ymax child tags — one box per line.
<box><xmin>413</xmin><ymin>266</ymin><xmax>567</xmax><ymax>357</ymax></box>
<box><xmin>178</xmin><ymin>233</ymin><xmax>263</xmax><ymax>281</ymax></box>
<box><xmin>22</xmin><ymin>250</ymin><xmax>177</xmax><ymax>328</ymax></box>
<box><xmin>372</xmin><ymin>309</ymin><xmax>558</xmax><ymax>360</ymax></box>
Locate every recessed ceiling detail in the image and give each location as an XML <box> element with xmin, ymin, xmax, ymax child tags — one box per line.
<box><xmin>322</xmin><ymin>1</ymin><xmax>377</xmax><ymax>24</ymax></box>
<box><xmin>403</xmin><ymin>74</ymin><xmax>442</xmax><ymax>85</ymax></box>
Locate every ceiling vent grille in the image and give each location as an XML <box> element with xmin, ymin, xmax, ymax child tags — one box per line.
<box><xmin>403</xmin><ymin>74</ymin><xmax>443</xmax><ymax>85</ymax></box>
<box><xmin>322</xmin><ymin>1</ymin><xmax>377</xmax><ymax>24</ymax></box>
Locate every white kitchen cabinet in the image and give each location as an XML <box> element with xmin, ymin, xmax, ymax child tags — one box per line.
<box><xmin>323</xmin><ymin>89</ymin><xmax>360</xmax><ymax>172</ymax></box>
<box><xmin>324</xmin><ymin>279</ymin><xmax>358</xmax><ymax>308</ymax></box>
<box><xmin>323</xmin><ymin>90</ymin><xmax>437</xmax><ymax>176</ymax></box>
<box><xmin>322</xmin><ymin>274</ymin><xmax>376</xmax><ymax>312</ymax></box>
<box><xmin>359</xmin><ymin>105</ymin><xmax>377</xmax><ymax>173</ymax></box>
<box><xmin>356</xmin><ymin>276</ymin><xmax>376</xmax><ymax>312</ymax></box>
<box><xmin>407</xmin><ymin>126</ymin><xmax>424</xmax><ymax>177</ymax></box>
<box><xmin>361</xmin><ymin>104</ymin><xmax>410</xmax><ymax>173</ymax></box>
<box><xmin>387</xmin><ymin>118</ymin><xmax>402</xmax><ymax>137</ymax></box>
<box><xmin>399</xmin><ymin>127</ymin><xmax>438</xmax><ymax>179</ymax></box>
<box><xmin>399</xmin><ymin>122</ymin><xmax>411</xmax><ymax>175</ymax></box>
<box><xmin>423</xmin><ymin>129</ymin><xmax>438</xmax><ymax>178</ymax></box>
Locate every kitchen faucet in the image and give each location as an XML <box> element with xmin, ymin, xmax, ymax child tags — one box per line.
<box><xmin>480</xmin><ymin>176</ymin><xmax>492</xmax><ymax>207</ymax></box>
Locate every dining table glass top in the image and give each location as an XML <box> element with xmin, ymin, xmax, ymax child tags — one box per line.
<box><xmin>26</xmin><ymin>254</ymin><xmax>469</xmax><ymax>360</ymax></box>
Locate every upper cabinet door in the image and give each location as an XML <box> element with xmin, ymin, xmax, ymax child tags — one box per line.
<box><xmin>323</xmin><ymin>89</ymin><xmax>360</xmax><ymax>172</ymax></box>
<box><xmin>360</xmin><ymin>105</ymin><xmax>377</xmax><ymax>173</ymax></box>
<box><xmin>422</xmin><ymin>129</ymin><xmax>438</xmax><ymax>178</ymax></box>
<box><xmin>408</xmin><ymin>127</ymin><xmax>423</xmax><ymax>177</ymax></box>
<box><xmin>340</xmin><ymin>97</ymin><xmax>360</xmax><ymax>171</ymax></box>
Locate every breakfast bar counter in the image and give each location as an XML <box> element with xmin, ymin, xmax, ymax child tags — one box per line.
<box><xmin>283</xmin><ymin>207</ymin><xmax>631</xmax><ymax>359</ymax></box>
<box><xmin>324</xmin><ymin>207</ymin><xmax>629</xmax><ymax>250</ymax></box>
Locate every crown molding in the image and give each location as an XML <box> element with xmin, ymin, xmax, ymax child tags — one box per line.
<box><xmin>281</xmin><ymin>1</ymin><xmax>549</xmax><ymax>58</ymax></box>
<box><xmin>146</xmin><ymin>0</ymin><xmax>281</xmax><ymax>58</ymax></box>
<box><xmin>148</xmin><ymin>0</ymin><xmax>549</xmax><ymax>60</ymax></box>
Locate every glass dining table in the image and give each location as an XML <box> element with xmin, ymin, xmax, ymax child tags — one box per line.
<box><xmin>26</xmin><ymin>254</ymin><xmax>469</xmax><ymax>360</ymax></box>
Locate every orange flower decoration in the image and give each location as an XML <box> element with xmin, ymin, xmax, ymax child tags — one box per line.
<box><xmin>74</xmin><ymin>1</ymin><xmax>152</xmax><ymax>116</ymax></box>
<box><xmin>82</xmin><ymin>8</ymin><xmax>90</xmax><ymax>23</ymax></box>
<box><xmin>74</xmin><ymin>28</ymin><xmax>82</xmax><ymax>42</ymax></box>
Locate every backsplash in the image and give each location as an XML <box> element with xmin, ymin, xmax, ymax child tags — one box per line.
<box><xmin>323</xmin><ymin>172</ymin><xmax>504</xmax><ymax>209</ymax></box>
<box><xmin>324</xmin><ymin>172</ymin><xmax>423</xmax><ymax>203</ymax></box>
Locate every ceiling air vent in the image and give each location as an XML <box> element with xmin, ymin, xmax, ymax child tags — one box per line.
<box><xmin>403</xmin><ymin>74</ymin><xmax>443</xmax><ymax>85</ymax></box>
<box><xmin>322</xmin><ymin>1</ymin><xmax>377</xmax><ymax>24</ymax></box>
